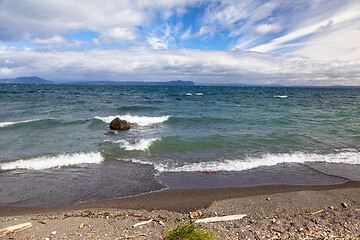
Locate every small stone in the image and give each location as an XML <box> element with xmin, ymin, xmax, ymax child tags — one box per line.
<box><xmin>189</xmin><ymin>212</ymin><xmax>198</xmax><ymax>219</ymax></box>
<box><xmin>341</xmin><ymin>202</ymin><xmax>348</xmax><ymax>209</ymax></box>
<box><xmin>329</xmin><ymin>206</ymin><xmax>337</xmax><ymax>211</ymax></box>
<box><xmin>266</xmin><ymin>198</ymin><xmax>271</xmax><ymax>201</ymax></box>
<box><xmin>51</xmin><ymin>231</ymin><xmax>57</xmax><ymax>235</ymax></box>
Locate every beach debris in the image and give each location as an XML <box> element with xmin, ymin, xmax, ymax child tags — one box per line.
<box><xmin>309</xmin><ymin>209</ymin><xmax>324</xmax><ymax>215</ymax></box>
<box><xmin>138</xmin><ymin>217</ymin><xmax>165</xmax><ymax>225</ymax></box>
<box><xmin>195</xmin><ymin>214</ymin><xmax>247</xmax><ymax>223</ymax></box>
<box><xmin>0</xmin><ymin>222</ymin><xmax>32</xmax><ymax>238</ymax></box>
<box><xmin>249</xmin><ymin>229</ymin><xmax>260</xmax><ymax>240</ymax></box>
<box><xmin>201</xmin><ymin>171</ymin><xmax>212</xmax><ymax>175</ymax></box>
<box><xmin>329</xmin><ymin>206</ymin><xmax>338</xmax><ymax>211</ymax></box>
<box><xmin>190</xmin><ymin>212</ymin><xmax>199</xmax><ymax>219</ymax></box>
<box><xmin>79</xmin><ymin>223</ymin><xmax>89</xmax><ymax>228</ymax></box>
<box><xmin>341</xmin><ymin>202</ymin><xmax>348</xmax><ymax>209</ymax></box>
<box><xmin>132</xmin><ymin>219</ymin><xmax>153</xmax><ymax>228</ymax></box>
<box><xmin>110</xmin><ymin>117</ymin><xmax>131</xmax><ymax>130</ymax></box>
<box><xmin>272</xmin><ymin>228</ymin><xmax>284</xmax><ymax>234</ymax></box>
<box><xmin>115</xmin><ymin>233</ymin><xmax>147</xmax><ymax>239</ymax></box>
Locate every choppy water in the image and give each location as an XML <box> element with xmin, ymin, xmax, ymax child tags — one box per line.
<box><xmin>1</xmin><ymin>84</ymin><xmax>359</xmax><ymax>206</ymax></box>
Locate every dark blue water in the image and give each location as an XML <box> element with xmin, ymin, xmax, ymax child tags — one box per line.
<box><xmin>0</xmin><ymin>84</ymin><xmax>359</xmax><ymax>206</ymax></box>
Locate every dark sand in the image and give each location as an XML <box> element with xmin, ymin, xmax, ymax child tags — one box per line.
<box><xmin>1</xmin><ymin>181</ymin><xmax>360</xmax><ymax>239</ymax></box>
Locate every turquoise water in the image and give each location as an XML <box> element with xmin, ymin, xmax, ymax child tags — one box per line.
<box><xmin>1</xmin><ymin>84</ymin><xmax>360</xmax><ymax>206</ymax></box>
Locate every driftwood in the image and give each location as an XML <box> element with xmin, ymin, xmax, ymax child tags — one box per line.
<box><xmin>132</xmin><ymin>219</ymin><xmax>153</xmax><ymax>228</ymax></box>
<box><xmin>115</xmin><ymin>234</ymin><xmax>147</xmax><ymax>239</ymax></box>
<box><xmin>309</xmin><ymin>209</ymin><xmax>324</xmax><ymax>215</ymax></box>
<box><xmin>195</xmin><ymin>214</ymin><xmax>247</xmax><ymax>223</ymax></box>
<box><xmin>0</xmin><ymin>222</ymin><xmax>32</xmax><ymax>238</ymax></box>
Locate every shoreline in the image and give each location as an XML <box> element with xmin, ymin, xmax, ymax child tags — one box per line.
<box><xmin>1</xmin><ymin>181</ymin><xmax>359</xmax><ymax>217</ymax></box>
<box><xmin>1</xmin><ymin>181</ymin><xmax>359</xmax><ymax>239</ymax></box>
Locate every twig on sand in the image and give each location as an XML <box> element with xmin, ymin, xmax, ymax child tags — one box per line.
<box><xmin>194</xmin><ymin>214</ymin><xmax>247</xmax><ymax>223</ymax></box>
<box><xmin>115</xmin><ymin>233</ymin><xmax>147</xmax><ymax>239</ymax></box>
<box><xmin>249</xmin><ymin>229</ymin><xmax>260</xmax><ymax>240</ymax></box>
<box><xmin>309</xmin><ymin>209</ymin><xmax>324</xmax><ymax>215</ymax></box>
<box><xmin>0</xmin><ymin>222</ymin><xmax>32</xmax><ymax>238</ymax></box>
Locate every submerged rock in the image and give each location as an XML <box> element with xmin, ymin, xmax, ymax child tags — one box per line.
<box><xmin>110</xmin><ymin>117</ymin><xmax>131</xmax><ymax>130</ymax></box>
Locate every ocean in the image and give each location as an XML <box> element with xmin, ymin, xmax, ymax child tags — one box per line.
<box><xmin>0</xmin><ymin>84</ymin><xmax>359</xmax><ymax>207</ymax></box>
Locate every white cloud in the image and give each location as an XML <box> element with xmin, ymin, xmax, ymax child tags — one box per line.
<box><xmin>255</xmin><ymin>23</ymin><xmax>283</xmax><ymax>34</ymax></box>
<box><xmin>30</xmin><ymin>36</ymin><xmax>83</xmax><ymax>49</ymax></box>
<box><xmin>147</xmin><ymin>36</ymin><xmax>168</xmax><ymax>49</ymax></box>
<box><xmin>250</xmin><ymin>0</ymin><xmax>360</xmax><ymax>61</ymax></box>
<box><xmin>0</xmin><ymin>0</ymin><xmax>200</xmax><ymax>45</ymax></box>
<box><xmin>194</xmin><ymin>26</ymin><xmax>216</xmax><ymax>38</ymax></box>
<box><xmin>0</xmin><ymin>46</ymin><xmax>359</xmax><ymax>86</ymax></box>
<box><xmin>180</xmin><ymin>26</ymin><xmax>192</xmax><ymax>40</ymax></box>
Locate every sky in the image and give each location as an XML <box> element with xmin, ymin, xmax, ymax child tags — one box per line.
<box><xmin>0</xmin><ymin>0</ymin><xmax>360</xmax><ymax>86</ymax></box>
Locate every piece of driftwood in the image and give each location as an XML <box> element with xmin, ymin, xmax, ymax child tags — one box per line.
<box><xmin>195</xmin><ymin>214</ymin><xmax>247</xmax><ymax>223</ymax></box>
<box><xmin>309</xmin><ymin>209</ymin><xmax>324</xmax><ymax>215</ymax></box>
<box><xmin>138</xmin><ymin>218</ymin><xmax>164</xmax><ymax>225</ymax></box>
<box><xmin>115</xmin><ymin>234</ymin><xmax>147</xmax><ymax>239</ymax></box>
<box><xmin>0</xmin><ymin>222</ymin><xmax>32</xmax><ymax>237</ymax></box>
<box><xmin>132</xmin><ymin>219</ymin><xmax>153</xmax><ymax>228</ymax></box>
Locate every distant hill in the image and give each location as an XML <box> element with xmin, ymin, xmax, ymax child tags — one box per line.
<box><xmin>0</xmin><ymin>76</ymin><xmax>53</xmax><ymax>84</ymax></box>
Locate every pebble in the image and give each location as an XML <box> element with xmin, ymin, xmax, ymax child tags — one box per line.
<box><xmin>341</xmin><ymin>202</ymin><xmax>348</xmax><ymax>209</ymax></box>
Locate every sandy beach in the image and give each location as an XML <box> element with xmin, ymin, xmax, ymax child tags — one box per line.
<box><xmin>1</xmin><ymin>181</ymin><xmax>359</xmax><ymax>239</ymax></box>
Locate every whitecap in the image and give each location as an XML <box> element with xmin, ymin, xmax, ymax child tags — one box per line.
<box><xmin>274</xmin><ymin>95</ymin><xmax>288</xmax><ymax>98</ymax></box>
<box><xmin>0</xmin><ymin>119</ymin><xmax>41</xmax><ymax>128</ymax></box>
<box><xmin>0</xmin><ymin>152</ymin><xmax>103</xmax><ymax>171</ymax></box>
<box><xmin>105</xmin><ymin>138</ymin><xmax>159</xmax><ymax>151</ymax></box>
<box><xmin>95</xmin><ymin>115</ymin><xmax>169</xmax><ymax>127</ymax></box>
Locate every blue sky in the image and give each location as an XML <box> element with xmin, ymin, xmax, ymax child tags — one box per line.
<box><xmin>0</xmin><ymin>0</ymin><xmax>360</xmax><ymax>85</ymax></box>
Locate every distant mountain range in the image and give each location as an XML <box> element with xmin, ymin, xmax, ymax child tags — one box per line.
<box><xmin>0</xmin><ymin>76</ymin><xmax>359</xmax><ymax>88</ymax></box>
<box><xmin>0</xmin><ymin>77</ymin><xmax>195</xmax><ymax>86</ymax></box>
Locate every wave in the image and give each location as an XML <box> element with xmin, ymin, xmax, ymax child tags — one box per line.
<box><xmin>274</xmin><ymin>95</ymin><xmax>288</xmax><ymax>98</ymax></box>
<box><xmin>95</xmin><ymin>115</ymin><xmax>170</xmax><ymax>126</ymax></box>
<box><xmin>0</xmin><ymin>152</ymin><xmax>103</xmax><ymax>171</ymax></box>
<box><xmin>0</xmin><ymin>119</ymin><xmax>42</xmax><ymax>128</ymax></box>
<box><xmin>121</xmin><ymin>151</ymin><xmax>360</xmax><ymax>173</ymax></box>
<box><xmin>105</xmin><ymin>138</ymin><xmax>159</xmax><ymax>151</ymax></box>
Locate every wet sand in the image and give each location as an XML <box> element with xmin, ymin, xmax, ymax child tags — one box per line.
<box><xmin>1</xmin><ymin>181</ymin><xmax>360</xmax><ymax>239</ymax></box>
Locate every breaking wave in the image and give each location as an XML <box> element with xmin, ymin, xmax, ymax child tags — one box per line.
<box><xmin>0</xmin><ymin>119</ymin><xmax>42</xmax><ymax>128</ymax></box>
<box><xmin>105</xmin><ymin>138</ymin><xmax>159</xmax><ymax>151</ymax></box>
<box><xmin>0</xmin><ymin>152</ymin><xmax>103</xmax><ymax>171</ymax></box>
<box><xmin>122</xmin><ymin>151</ymin><xmax>360</xmax><ymax>173</ymax></box>
<box><xmin>95</xmin><ymin>115</ymin><xmax>170</xmax><ymax>126</ymax></box>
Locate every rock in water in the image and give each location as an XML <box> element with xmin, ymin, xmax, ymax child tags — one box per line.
<box><xmin>110</xmin><ymin>117</ymin><xmax>131</xmax><ymax>130</ymax></box>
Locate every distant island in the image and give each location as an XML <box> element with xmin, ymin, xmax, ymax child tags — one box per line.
<box><xmin>0</xmin><ymin>76</ymin><xmax>54</xmax><ymax>84</ymax></box>
<box><xmin>0</xmin><ymin>77</ymin><xmax>195</xmax><ymax>86</ymax></box>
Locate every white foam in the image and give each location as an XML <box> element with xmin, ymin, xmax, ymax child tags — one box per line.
<box><xmin>0</xmin><ymin>119</ymin><xmax>41</xmax><ymax>128</ymax></box>
<box><xmin>0</xmin><ymin>152</ymin><xmax>103</xmax><ymax>171</ymax></box>
<box><xmin>95</xmin><ymin>115</ymin><xmax>169</xmax><ymax>127</ymax></box>
<box><xmin>153</xmin><ymin>151</ymin><xmax>360</xmax><ymax>173</ymax></box>
<box><xmin>274</xmin><ymin>95</ymin><xmax>288</xmax><ymax>98</ymax></box>
<box><xmin>106</xmin><ymin>138</ymin><xmax>159</xmax><ymax>151</ymax></box>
